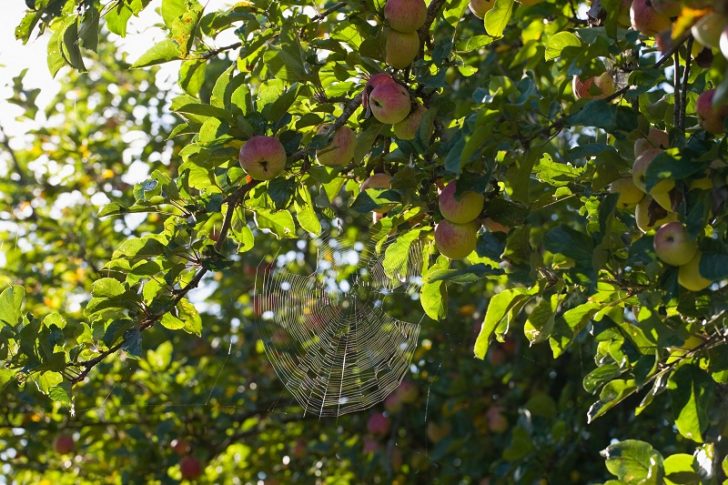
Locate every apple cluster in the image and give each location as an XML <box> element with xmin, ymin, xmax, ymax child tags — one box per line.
<box><xmin>384</xmin><ymin>0</ymin><xmax>426</xmax><ymax>69</ymax></box>
<box><xmin>434</xmin><ymin>181</ymin><xmax>485</xmax><ymax>260</ymax></box>
<box><xmin>609</xmin><ymin>128</ymin><xmax>712</xmax><ymax>291</ymax></box>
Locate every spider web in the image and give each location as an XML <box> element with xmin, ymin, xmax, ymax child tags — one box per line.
<box><xmin>254</xmin><ymin>233</ymin><xmax>423</xmax><ymax>417</ymax></box>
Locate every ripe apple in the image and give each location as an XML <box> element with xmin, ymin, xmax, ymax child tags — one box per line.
<box><xmin>384</xmin><ymin>0</ymin><xmax>427</xmax><ymax>33</ymax></box>
<box><xmin>469</xmin><ymin>0</ymin><xmax>495</xmax><ymax>18</ymax></box>
<box><xmin>238</xmin><ymin>135</ymin><xmax>286</xmax><ymax>180</ymax></box>
<box><xmin>632</xmin><ymin>148</ymin><xmax>661</xmax><ymax>192</ymax></box>
<box><xmin>653</xmin><ymin>222</ymin><xmax>698</xmax><ymax>266</ymax></box>
<box><xmin>630</xmin><ymin>0</ymin><xmax>671</xmax><ymax>35</ymax></box>
<box><xmin>434</xmin><ymin>220</ymin><xmax>478</xmax><ymax>259</ymax></box>
<box><xmin>171</xmin><ymin>438</ymin><xmax>191</xmax><ymax>456</ymax></box>
<box><xmin>386</xmin><ymin>29</ymin><xmax>420</xmax><ymax>69</ymax></box>
<box><xmin>572</xmin><ymin>73</ymin><xmax>616</xmax><ymax>100</ymax></box>
<box><xmin>438</xmin><ymin>181</ymin><xmax>485</xmax><ymax>223</ymax></box>
<box><xmin>697</xmin><ymin>89</ymin><xmax>728</xmax><ymax>134</ymax></box>
<box><xmin>609</xmin><ymin>178</ymin><xmax>644</xmax><ymax>209</ymax></box>
<box><xmin>180</xmin><ymin>455</ymin><xmax>203</xmax><ymax>480</ymax></box>
<box><xmin>635</xmin><ymin>196</ymin><xmax>677</xmax><ymax>233</ymax></box>
<box><xmin>53</xmin><ymin>433</ymin><xmax>74</xmax><ymax>454</ymax></box>
<box><xmin>367</xmin><ymin>412</ymin><xmax>391</xmax><ymax>436</ymax></box>
<box><xmin>361</xmin><ymin>173</ymin><xmax>393</xmax><ymax>191</ymax></box>
<box><xmin>316</xmin><ymin>125</ymin><xmax>356</xmax><ymax>167</ymax></box>
<box><xmin>634</xmin><ymin>128</ymin><xmax>669</xmax><ymax>157</ymax></box>
<box><xmin>651</xmin><ymin>0</ymin><xmax>680</xmax><ymax>17</ymax></box>
<box><xmin>369</xmin><ymin>82</ymin><xmax>411</xmax><ymax>124</ymax></box>
<box><xmin>362</xmin><ymin>72</ymin><xmax>397</xmax><ymax>110</ymax></box>
<box><xmin>691</xmin><ymin>13</ymin><xmax>726</xmax><ymax>49</ymax></box>
<box><xmin>678</xmin><ymin>252</ymin><xmax>712</xmax><ymax>291</ymax></box>
<box><xmin>393</xmin><ymin>104</ymin><xmax>427</xmax><ymax>140</ymax></box>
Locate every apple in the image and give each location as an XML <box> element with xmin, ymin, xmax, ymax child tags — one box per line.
<box><xmin>386</xmin><ymin>29</ymin><xmax>420</xmax><ymax>69</ymax></box>
<box><xmin>572</xmin><ymin>73</ymin><xmax>616</xmax><ymax>100</ymax></box>
<box><xmin>610</xmin><ymin>178</ymin><xmax>644</xmax><ymax>209</ymax></box>
<box><xmin>362</xmin><ymin>72</ymin><xmax>397</xmax><ymax>110</ymax></box>
<box><xmin>384</xmin><ymin>0</ymin><xmax>427</xmax><ymax>33</ymax></box>
<box><xmin>393</xmin><ymin>104</ymin><xmax>427</xmax><ymax>140</ymax></box>
<box><xmin>651</xmin><ymin>0</ymin><xmax>681</xmax><ymax>17</ymax></box>
<box><xmin>630</xmin><ymin>0</ymin><xmax>671</xmax><ymax>35</ymax></box>
<box><xmin>653</xmin><ymin>222</ymin><xmax>698</xmax><ymax>266</ymax></box>
<box><xmin>238</xmin><ymin>135</ymin><xmax>286</xmax><ymax>180</ymax></box>
<box><xmin>53</xmin><ymin>433</ymin><xmax>74</xmax><ymax>454</ymax></box>
<box><xmin>361</xmin><ymin>173</ymin><xmax>393</xmax><ymax>191</ymax></box>
<box><xmin>438</xmin><ymin>181</ymin><xmax>485</xmax><ymax>223</ymax></box>
<box><xmin>650</xmin><ymin>178</ymin><xmax>675</xmax><ymax>211</ymax></box>
<box><xmin>171</xmin><ymin>438</ymin><xmax>191</xmax><ymax>456</ymax></box>
<box><xmin>180</xmin><ymin>455</ymin><xmax>203</xmax><ymax>480</ymax></box>
<box><xmin>635</xmin><ymin>196</ymin><xmax>677</xmax><ymax>233</ymax></box>
<box><xmin>634</xmin><ymin>128</ymin><xmax>669</xmax><ymax>157</ymax></box>
<box><xmin>632</xmin><ymin>148</ymin><xmax>661</xmax><ymax>192</ymax></box>
<box><xmin>292</xmin><ymin>439</ymin><xmax>306</xmax><ymax>459</ymax></box>
<box><xmin>721</xmin><ymin>26</ymin><xmax>728</xmax><ymax>59</ymax></box>
<box><xmin>363</xmin><ymin>437</ymin><xmax>381</xmax><ymax>453</ymax></box>
<box><xmin>697</xmin><ymin>89</ymin><xmax>728</xmax><ymax>134</ymax></box>
<box><xmin>483</xmin><ymin>217</ymin><xmax>510</xmax><ymax>233</ymax></box>
<box><xmin>369</xmin><ymin>82</ymin><xmax>411</xmax><ymax>124</ymax></box>
<box><xmin>434</xmin><ymin>220</ymin><xmax>478</xmax><ymax>259</ymax></box>
<box><xmin>469</xmin><ymin>0</ymin><xmax>495</xmax><ymax>18</ymax></box>
<box><xmin>678</xmin><ymin>252</ymin><xmax>712</xmax><ymax>291</ymax></box>
<box><xmin>367</xmin><ymin>412</ymin><xmax>391</xmax><ymax>436</ymax></box>
<box><xmin>691</xmin><ymin>13</ymin><xmax>726</xmax><ymax>49</ymax></box>
<box><xmin>316</xmin><ymin>125</ymin><xmax>356</xmax><ymax>167</ymax></box>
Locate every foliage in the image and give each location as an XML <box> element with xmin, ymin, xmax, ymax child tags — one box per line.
<box><xmin>2</xmin><ymin>0</ymin><xmax>728</xmax><ymax>483</ymax></box>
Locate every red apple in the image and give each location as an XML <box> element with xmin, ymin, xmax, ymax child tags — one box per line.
<box><xmin>180</xmin><ymin>455</ymin><xmax>203</xmax><ymax>480</ymax></box>
<box><xmin>572</xmin><ymin>73</ymin><xmax>616</xmax><ymax>100</ymax></box>
<box><xmin>630</xmin><ymin>0</ymin><xmax>671</xmax><ymax>35</ymax></box>
<box><xmin>239</xmin><ymin>135</ymin><xmax>286</xmax><ymax>180</ymax></box>
<box><xmin>697</xmin><ymin>89</ymin><xmax>728</xmax><ymax>134</ymax></box>
<box><xmin>316</xmin><ymin>125</ymin><xmax>356</xmax><ymax>167</ymax></box>
<box><xmin>434</xmin><ymin>220</ymin><xmax>478</xmax><ymax>259</ymax></box>
<box><xmin>438</xmin><ymin>181</ymin><xmax>485</xmax><ymax>223</ymax></box>
<box><xmin>384</xmin><ymin>0</ymin><xmax>427</xmax><ymax>33</ymax></box>
<box><xmin>171</xmin><ymin>438</ymin><xmax>191</xmax><ymax>456</ymax></box>
<box><xmin>53</xmin><ymin>433</ymin><xmax>75</xmax><ymax>454</ymax></box>
<box><xmin>362</xmin><ymin>73</ymin><xmax>397</xmax><ymax>109</ymax></box>
<box><xmin>393</xmin><ymin>104</ymin><xmax>427</xmax><ymax>140</ymax></box>
<box><xmin>369</xmin><ymin>82</ymin><xmax>411</xmax><ymax>124</ymax></box>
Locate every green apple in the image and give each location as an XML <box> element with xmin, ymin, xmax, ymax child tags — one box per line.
<box><xmin>386</xmin><ymin>29</ymin><xmax>420</xmax><ymax>69</ymax></box>
<box><xmin>697</xmin><ymin>89</ymin><xmax>728</xmax><ymax>134</ymax></box>
<box><xmin>678</xmin><ymin>252</ymin><xmax>712</xmax><ymax>291</ymax></box>
<box><xmin>393</xmin><ymin>104</ymin><xmax>427</xmax><ymax>140</ymax></box>
<box><xmin>632</xmin><ymin>148</ymin><xmax>661</xmax><ymax>192</ymax></box>
<box><xmin>630</xmin><ymin>0</ymin><xmax>672</xmax><ymax>35</ymax></box>
<box><xmin>316</xmin><ymin>125</ymin><xmax>356</xmax><ymax>167</ymax></box>
<box><xmin>572</xmin><ymin>73</ymin><xmax>616</xmax><ymax>100</ymax></box>
<box><xmin>438</xmin><ymin>181</ymin><xmax>485</xmax><ymax>223</ymax></box>
<box><xmin>369</xmin><ymin>82</ymin><xmax>411</xmax><ymax>124</ymax></box>
<box><xmin>434</xmin><ymin>220</ymin><xmax>478</xmax><ymax>259</ymax></box>
<box><xmin>653</xmin><ymin>222</ymin><xmax>698</xmax><ymax>266</ymax></box>
<box><xmin>610</xmin><ymin>177</ymin><xmax>645</xmax><ymax>209</ymax></box>
<box><xmin>469</xmin><ymin>0</ymin><xmax>495</xmax><ymax>18</ymax></box>
<box><xmin>635</xmin><ymin>196</ymin><xmax>677</xmax><ymax>233</ymax></box>
<box><xmin>691</xmin><ymin>12</ymin><xmax>726</xmax><ymax>49</ymax></box>
<box><xmin>384</xmin><ymin>0</ymin><xmax>427</xmax><ymax>33</ymax></box>
<box><xmin>238</xmin><ymin>135</ymin><xmax>286</xmax><ymax>180</ymax></box>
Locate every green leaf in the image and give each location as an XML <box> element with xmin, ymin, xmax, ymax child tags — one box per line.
<box><xmin>295</xmin><ymin>185</ymin><xmax>322</xmax><ymax>236</ymax></box>
<box><xmin>523</xmin><ymin>295</ymin><xmax>558</xmax><ymax>344</ymax></box>
<box><xmin>161</xmin><ymin>0</ymin><xmax>188</xmax><ymax>28</ymax></box>
<box><xmin>61</xmin><ymin>16</ymin><xmax>86</xmax><ymax>71</ymax></box>
<box><xmin>588</xmin><ymin>379</ymin><xmax>637</xmax><ymax>422</ymax></box>
<box><xmin>0</xmin><ymin>285</ymin><xmax>25</xmax><ymax>327</ymax></box>
<box><xmin>42</xmin><ymin>313</ymin><xmax>67</xmax><ymax>329</ymax></box>
<box><xmin>484</xmin><ymin>0</ymin><xmax>514</xmax><ymax>38</ymax></box>
<box><xmin>602</xmin><ymin>440</ymin><xmax>664</xmax><ymax>484</ymax></box>
<box><xmin>474</xmin><ymin>288</ymin><xmax>530</xmax><ymax>359</ymax></box>
<box><xmin>254</xmin><ymin>208</ymin><xmax>296</xmax><ymax>239</ymax></box>
<box><xmin>699</xmin><ymin>253</ymin><xmax>728</xmax><ymax>281</ymax></box>
<box><xmin>663</xmin><ymin>454</ymin><xmax>698</xmax><ymax>485</ymax></box>
<box><xmin>568</xmin><ymin>100</ymin><xmax>638</xmax><ymax>132</ymax></box>
<box><xmin>668</xmin><ymin>365</ymin><xmax>714</xmax><ymax>443</ymax></box>
<box><xmin>91</xmin><ymin>278</ymin><xmax>126</xmax><ymax>298</ymax></box>
<box><xmin>49</xmin><ymin>385</ymin><xmax>71</xmax><ymax>404</ymax></box>
<box><xmin>178</xmin><ymin>298</ymin><xmax>202</xmax><ymax>336</ymax></box>
<box><xmin>421</xmin><ymin>255</ymin><xmax>449</xmax><ymax>321</ymax></box>
<box><xmin>383</xmin><ymin>230</ymin><xmax>423</xmax><ymax>285</ymax></box>
<box><xmin>545</xmin><ymin>31</ymin><xmax>581</xmax><ymax>61</ymax></box>
<box><xmin>132</xmin><ymin>39</ymin><xmax>182</xmax><ymax>68</ymax></box>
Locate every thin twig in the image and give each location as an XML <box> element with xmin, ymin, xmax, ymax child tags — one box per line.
<box><xmin>680</xmin><ymin>37</ymin><xmax>694</xmax><ymax>139</ymax></box>
<box><xmin>673</xmin><ymin>51</ymin><xmax>681</xmax><ymax>131</ymax></box>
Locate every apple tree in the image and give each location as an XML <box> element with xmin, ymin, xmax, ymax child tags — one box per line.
<box><xmin>2</xmin><ymin>0</ymin><xmax>728</xmax><ymax>482</ymax></box>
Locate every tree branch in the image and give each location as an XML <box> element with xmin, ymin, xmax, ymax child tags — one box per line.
<box><xmin>679</xmin><ymin>37</ymin><xmax>694</xmax><ymax>139</ymax></box>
